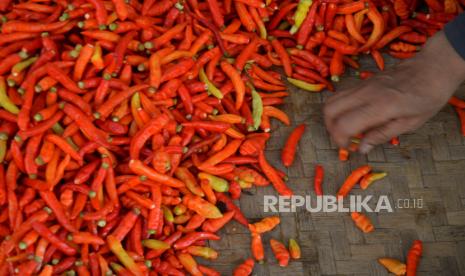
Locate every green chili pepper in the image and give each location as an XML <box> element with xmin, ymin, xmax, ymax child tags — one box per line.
<box><xmin>52</xmin><ymin>123</ymin><xmax>65</xmax><ymax>135</ymax></box>
<box><xmin>199</xmin><ymin>67</ymin><xmax>223</xmax><ymax>99</ymax></box>
<box><xmin>142</xmin><ymin>239</ymin><xmax>171</xmax><ymax>250</ymax></box>
<box><xmin>0</xmin><ymin>132</ymin><xmax>8</xmax><ymax>163</ymax></box>
<box><xmin>247</xmin><ymin>82</ymin><xmax>263</xmax><ymax>131</ymax></box>
<box><xmin>198</xmin><ymin>173</ymin><xmax>229</xmax><ymax>192</ymax></box>
<box><xmin>107</xmin><ymin>235</ymin><xmax>143</xmax><ymax>276</ymax></box>
<box><xmin>162</xmin><ymin>206</ymin><xmax>174</xmax><ymax>222</ymax></box>
<box><xmin>287</xmin><ymin>77</ymin><xmax>326</xmax><ymax>92</ymax></box>
<box><xmin>11</xmin><ymin>56</ymin><xmax>38</xmax><ymax>77</ymax></box>
<box><xmin>290</xmin><ymin>0</ymin><xmax>313</xmax><ymax>34</ymax></box>
<box><xmin>0</xmin><ymin>77</ymin><xmax>19</xmax><ymax>114</ymax></box>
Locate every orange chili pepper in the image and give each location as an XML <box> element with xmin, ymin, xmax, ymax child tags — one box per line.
<box><xmin>337</xmin><ymin>165</ymin><xmax>372</xmax><ymax>198</ymax></box>
<box><xmin>270</xmin><ymin>239</ymin><xmax>290</xmax><ymax>267</ymax></box>
<box><xmin>233</xmin><ymin>258</ymin><xmax>255</xmax><ymax>276</ymax></box>
<box><xmin>350</xmin><ymin>212</ymin><xmax>375</xmax><ymax>233</ymax></box>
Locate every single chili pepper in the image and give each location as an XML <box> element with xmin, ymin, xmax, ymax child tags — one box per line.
<box><xmin>258</xmin><ymin>151</ymin><xmax>293</xmax><ymax>196</ymax></box>
<box><xmin>287</xmin><ymin>77</ymin><xmax>326</xmax><ymax>92</ymax></box>
<box><xmin>378</xmin><ymin>258</ymin><xmax>407</xmax><ymax>275</ymax></box>
<box><xmin>107</xmin><ymin>235</ymin><xmax>143</xmax><ymax>276</ymax></box>
<box><xmin>250</xmin><ymin>232</ymin><xmax>265</xmax><ymax>262</ymax></box>
<box><xmin>198</xmin><ymin>173</ymin><xmax>229</xmax><ymax>192</ymax></box>
<box><xmin>31</xmin><ymin>221</ymin><xmax>77</xmax><ymax>256</ymax></box>
<box><xmin>313</xmin><ymin>164</ymin><xmax>324</xmax><ymax>196</ymax></box>
<box><xmin>288</xmin><ymin>238</ymin><xmax>301</xmax><ymax>259</ymax></box>
<box><xmin>183</xmin><ymin>194</ymin><xmax>223</xmax><ymax>219</ymax></box>
<box><xmin>399</xmin><ymin>32</ymin><xmax>427</xmax><ymax>44</ymax></box>
<box><xmin>390</xmin><ymin>41</ymin><xmax>420</xmax><ymax>52</ymax></box>
<box><xmin>270</xmin><ymin>38</ymin><xmax>293</xmax><ymax>77</ymax></box>
<box><xmin>281</xmin><ymin>124</ymin><xmax>306</xmax><ymax>167</ymax></box>
<box><xmin>350</xmin><ymin>212</ymin><xmax>375</xmax><ymax>233</ymax></box>
<box><xmin>233</xmin><ymin>258</ymin><xmax>254</xmax><ymax>276</ymax></box>
<box><xmin>129</xmin><ymin>159</ymin><xmax>184</xmax><ymax>188</ymax></box>
<box><xmin>375</xmin><ymin>25</ymin><xmax>412</xmax><ymax>49</ymax></box>
<box><xmin>248</xmin><ymin>216</ymin><xmax>280</xmax><ymax>233</ymax></box>
<box><xmin>360</xmin><ymin>172</ymin><xmax>387</xmax><ymax>189</ymax></box>
<box><xmin>220</xmin><ymin>61</ymin><xmax>246</xmax><ymax>109</ymax></box>
<box><xmin>337</xmin><ymin>165</ymin><xmax>372</xmax><ymax>198</ymax></box>
<box><xmin>270</xmin><ymin>239</ymin><xmax>290</xmax><ymax>267</ymax></box>
<box><xmin>406</xmin><ymin>240</ymin><xmax>423</xmax><ymax>276</ymax></box>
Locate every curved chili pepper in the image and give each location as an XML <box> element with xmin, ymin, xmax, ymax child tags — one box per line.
<box><xmin>258</xmin><ymin>151</ymin><xmax>293</xmax><ymax>196</ymax></box>
<box><xmin>337</xmin><ymin>165</ymin><xmax>371</xmax><ymax>198</ymax></box>
<box><xmin>248</xmin><ymin>216</ymin><xmax>280</xmax><ymax>233</ymax></box>
<box><xmin>378</xmin><ymin>258</ymin><xmax>406</xmax><ymax>275</ymax></box>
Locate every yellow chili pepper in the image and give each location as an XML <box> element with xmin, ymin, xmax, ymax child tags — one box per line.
<box><xmin>198</xmin><ymin>173</ymin><xmax>229</xmax><ymax>192</ymax></box>
<box><xmin>0</xmin><ymin>76</ymin><xmax>19</xmax><ymax>114</ymax></box>
<box><xmin>162</xmin><ymin>205</ymin><xmax>174</xmax><ymax>222</ymax></box>
<box><xmin>287</xmin><ymin>77</ymin><xmax>326</xmax><ymax>92</ymax></box>
<box><xmin>0</xmin><ymin>132</ymin><xmax>7</xmax><ymax>163</ymax></box>
<box><xmin>11</xmin><ymin>56</ymin><xmax>38</xmax><ymax>77</ymax></box>
<box><xmin>360</xmin><ymin>172</ymin><xmax>387</xmax><ymax>190</ymax></box>
<box><xmin>248</xmin><ymin>82</ymin><xmax>263</xmax><ymax>131</ymax></box>
<box><xmin>107</xmin><ymin>235</ymin><xmax>143</xmax><ymax>276</ymax></box>
<box><xmin>199</xmin><ymin>67</ymin><xmax>223</xmax><ymax>99</ymax></box>
<box><xmin>142</xmin><ymin>239</ymin><xmax>171</xmax><ymax>250</ymax></box>
<box><xmin>290</xmin><ymin>0</ymin><xmax>313</xmax><ymax>34</ymax></box>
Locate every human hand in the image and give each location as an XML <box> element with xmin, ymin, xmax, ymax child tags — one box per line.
<box><xmin>324</xmin><ymin>31</ymin><xmax>465</xmax><ymax>153</ymax></box>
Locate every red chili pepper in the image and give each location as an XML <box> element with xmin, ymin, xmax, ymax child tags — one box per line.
<box><xmin>259</xmin><ymin>151</ymin><xmax>293</xmax><ymax>196</ymax></box>
<box><xmin>270</xmin><ymin>239</ymin><xmax>290</xmax><ymax>267</ymax></box>
<box><xmin>281</xmin><ymin>124</ymin><xmax>306</xmax><ymax>167</ymax></box>
<box><xmin>406</xmin><ymin>240</ymin><xmax>422</xmax><ymax>276</ymax></box>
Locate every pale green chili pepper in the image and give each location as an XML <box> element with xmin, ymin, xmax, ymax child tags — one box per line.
<box><xmin>11</xmin><ymin>56</ymin><xmax>38</xmax><ymax>77</ymax></box>
<box><xmin>0</xmin><ymin>77</ymin><xmax>19</xmax><ymax>114</ymax></box>
<box><xmin>199</xmin><ymin>67</ymin><xmax>223</xmax><ymax>99</ymax></box>
<box><xmin>198</xmin><ymin>172</ymin><xmax>229</xmax><ymax>192</ymax></box>
<box><xmin>0</xmin><ymin>132</ymin><xmax>8</xmax><ymax>163</ymax></box>
<box><xmin>290</xmin><ymin>0</ymin><xmax>313</xmax><ymax>34</ymax></box>
<box><xmin>287</xmin><ymin>77</ymin><xmax>326</xmax><ymax>92</ymax></box>
<box><xmin>247</xmin><ymin>82</ymin><xmax>263</xmax><ymax>131</ymax></box>
<box><xmin>162</xmin><ymin>206</ymin><xmax>174</xmax><ymax>222</ymax></box>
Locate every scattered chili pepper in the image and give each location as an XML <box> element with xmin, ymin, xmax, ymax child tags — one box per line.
<box><xmin>288</xmin><ymin>238</ymin><xmax>302</xmax><ymax>259</ymax></box>
<box><xmin>282</xmin><ymin>124</ymin><xmax>306</xmax><ymax>167</ymax></box>
<box><xmin>360</xmin><ymin>172</ymin><xmax>387</xmax><ymax>190</ymax></box>
<box><xmin>337</xmin><ymin>165</ymin><xmax>372</xmax><ymax>198</ymax></box>
<box><xmin>270</xmin><ymin>239</ymin><xmax>291</xmax><ymax>267</ymax></box>
<box><xmin>233</xmin><ymin>258</ymin><xmax>255</xmax><ymax>276</ymax></box>
<box><xmin>350</xmin><ymin>212</ymin><xmax>375</xmax><ymax>233</ymax></box>
<box><xmin>406</xmin><ymin>240</ymin><xmax>423</xmax><ymax>276</ymax></box>
<box><xmin>378</xmin><ymin>258</ymin><xmax>407</xmax><ymax>275</ymax></box>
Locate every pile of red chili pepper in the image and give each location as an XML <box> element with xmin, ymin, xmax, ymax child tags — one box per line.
<box><xmin>0</xmin><ymin>0</ymin><xmax>461</xmax><ymax>274</ymax></box>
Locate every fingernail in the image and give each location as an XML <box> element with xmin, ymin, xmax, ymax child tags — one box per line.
<box><xmin>359</xmin><ymin>143</ymin><xmax>373</xmax><ymax>154</ymax></box>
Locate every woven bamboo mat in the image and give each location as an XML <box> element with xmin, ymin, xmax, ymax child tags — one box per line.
<box><xmin>203</xmin><ymin>56</ymin><xmax>465</xmax><ymax>276</ymax></box>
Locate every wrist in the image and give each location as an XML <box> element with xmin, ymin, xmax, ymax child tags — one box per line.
<box><xmin>400</xmin><ymin>31</ymin><xmax>465</xmax><ymax>100</ymax></box>
<box><xmin>416</xmin><ymin>31</ymin><xmax>465</xmax><ymax>87</ymax></box>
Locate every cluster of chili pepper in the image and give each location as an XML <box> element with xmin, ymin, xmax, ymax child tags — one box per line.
<box><xmin>378</xmin><ymin>239</ymin><xmax>423</xmax><ymax>275</ymax></box>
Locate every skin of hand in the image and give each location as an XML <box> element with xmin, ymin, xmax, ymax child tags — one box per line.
<box><xmin>324</xmin><ymin>31</ymin><xmax>465</xmax><ymax>154</ymax></box>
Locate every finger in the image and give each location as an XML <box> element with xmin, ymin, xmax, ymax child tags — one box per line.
<box><xmin>330</xmin><ymin>102</ymin><xmax>397</xmax><ymax>147</ymax></box>
<box><xmin>359</xmin><ymin>117</ymin><xmax>421</xmax><ymax>153</ymax></box>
